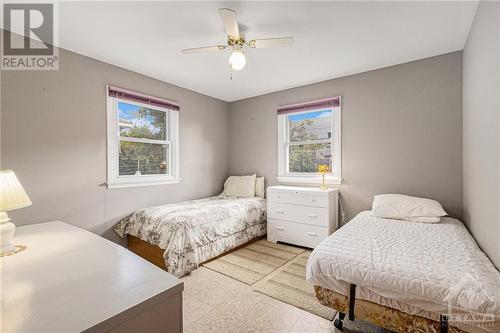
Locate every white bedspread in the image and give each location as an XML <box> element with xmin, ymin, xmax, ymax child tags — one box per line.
<box><xmin>306</xmin><ymin>211</ymin><xmax>500</xmax><ymax>330</ymax></box>
<box><xmin>115</xmin><ymin>195</ymin><xmax>266</xmax><ymax>277</ymax></box>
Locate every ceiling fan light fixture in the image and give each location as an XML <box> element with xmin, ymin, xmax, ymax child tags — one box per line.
<box><xmin>181</xmin><ymin>8</ymin><xmax>294</xmax><ymax>76</ymax></box>
<box><xmin>229</xmin><ymin>49</ymin><xmax>246</xmax><ymax>70</ymax></box>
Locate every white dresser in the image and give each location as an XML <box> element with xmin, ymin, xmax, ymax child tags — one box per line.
<box><xmin>267</xmin><ymin>186</ymin><xmax>339</xmax><ymax>248</ymax></box>
<box><xmin>1</xmin><ymin>222</ymin><xmax>183</xmax><ymax>333</ymax></box>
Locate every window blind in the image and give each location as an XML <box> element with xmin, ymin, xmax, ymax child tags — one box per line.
<box><xmin>107</xmin><ymin>85</ymin><xmax>180</xmax><ymax>111</ymax></box>
<box><xmin>277</xmin><ymin>96</ymin><xmax>341</xmax><ymax>114</ymax></box>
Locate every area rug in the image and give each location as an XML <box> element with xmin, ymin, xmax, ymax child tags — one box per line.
<box><xmin>202</xmin><ymin>239</ymin><xmax>304</xmax><ymax>285</ymax></box>
<box><xmin>253</xmin><ymin>250</ymin><xmax>336</xmax><ymax>320</ymax></box>
<box><xmin>202</xmin><ymin>240</ymin><xmax>336</xmax><ymax>320</ymax></box>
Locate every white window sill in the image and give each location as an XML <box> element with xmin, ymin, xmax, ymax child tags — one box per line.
<box><xmin>276</xmin><ymin>175</ymin><xmax>342</xmax><ymax>185</ymax></box>
<box><xmin>107</xmin><ymin>177</ymin><xmax>181</xmax><ymax>189</ymax></box>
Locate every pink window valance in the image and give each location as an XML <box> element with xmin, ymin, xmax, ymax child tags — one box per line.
<box><xmin>277</xmin><ymin>96</ymin><xmax>341</xmax><ymax>114</ymax></box>
<box><xmin>108</xmin><ymin>85</ymin><xmax>180</xmax><ymax>111</ymax></box>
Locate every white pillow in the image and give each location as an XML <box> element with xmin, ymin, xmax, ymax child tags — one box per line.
<box><xmin>405</xmin><ymin>216</ymin><xmax>441</xmax><ymax>223</ymax></box>
<box><xmin>371</xmin><ymin>194</ymin><xmax>447</xmax><ymax>221</ymax></box>
<box><xmin>222</xmin><ymin>174</ymin><xmax>256</xmax><ymax>197</ymax></box>
<box><xmin>255</xmin><ymin>177</ymin><xmax>265</xmax><ymax>198</ymax></box>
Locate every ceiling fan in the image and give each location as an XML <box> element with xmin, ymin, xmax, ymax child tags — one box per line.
<box><xmin>181</xmin><ymin>8</ymin><xmax>294</xmax><ymax>72</ymax></box>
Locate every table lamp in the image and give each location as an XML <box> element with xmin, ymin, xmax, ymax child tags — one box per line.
<box><xmin>0</xmin><ymin>170</ymin><xmax>32</xmax><ymax>255</ymax></box>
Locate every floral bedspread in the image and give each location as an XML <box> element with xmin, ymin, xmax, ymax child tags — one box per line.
<box><xmin>114</xmin><ymin>195</ymin><xmax>266</xmax><ymax>277</ymax></box>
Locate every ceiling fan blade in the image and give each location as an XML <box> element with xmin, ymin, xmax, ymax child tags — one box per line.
<box><xmin>181</xmin><ymin>45</ymin><xmax>226</xmax><ymax>54</ymax></box>
<box><xmin>248</xmin><ymin>37</ymin><xmax>294</xmax><ymax>48</ymax></box>
<box><xmin>218</xmin><ymin>8</ymin><xmax>240</xmax><ymax>38</ymax></box>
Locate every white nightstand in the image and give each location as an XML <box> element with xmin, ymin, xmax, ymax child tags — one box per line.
<box><xmin>266</xmin><ymin>186</ymin><xmax>339</xmax><ymax>248</ymax></box>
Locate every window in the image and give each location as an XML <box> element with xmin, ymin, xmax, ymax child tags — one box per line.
<box><xmin>106</xmin><ymin>86</ymin><xmax>180</xmax><ymax>188</ymax></box>
<box><xmin>277</xmin><ymin>97</ymin><xmax>341</xmax><ymax>185</ymax></box>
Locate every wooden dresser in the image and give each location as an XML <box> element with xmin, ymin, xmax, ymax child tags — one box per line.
<box><xmin>1</xmin><ymin>222</ymin><xmax>183</xmax><ymax>333</ymax></box>
<box><xmin>267</xmin><ymin>186</ymin><xmax>339</xmax><ymax>248</ymax></box>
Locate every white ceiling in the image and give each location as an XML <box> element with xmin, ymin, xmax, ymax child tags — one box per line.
<box><xmin>58</xmin><ymin>1</ymin><xmax>478</xmax><ymax>102</ymax></box>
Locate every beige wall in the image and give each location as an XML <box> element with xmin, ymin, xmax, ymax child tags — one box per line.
<box><xmin>1</xmin><ymin>36</ymin><xmax>468</xmax><ymax>250</ymax></box>
<box><xmin>463</xmin><ymin>1</ymin><xmax>500</xmax><ymax>268</ymax></box>
<box><xmin>1</xmin><ymin>45</ymin><xmax>230</xmax><ymax>242</ymax></box>
<box><xmin>228</xmin><ymin>52</ymin><xmax>463</xmax><ymax>221</ymax></box>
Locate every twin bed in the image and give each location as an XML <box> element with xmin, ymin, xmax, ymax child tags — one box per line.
<box><xmin>114</xmin><ymin>195</ymin><xmax>266</xmax><ymax>277</ymax></box>
<box><xmin>114</xmin><ymin>189</ymin><xmax>499</xmax><ymax>333</ymax></box>
<box><xmin>307</xmin><ymin>211</ymin><xmax>500</xmax><ymax>333</ymax></box>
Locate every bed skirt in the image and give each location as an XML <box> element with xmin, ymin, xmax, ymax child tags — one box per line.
<box><xmin>313</xmin><ymin>286</ymin><xmax>467</xmax><ymax>333</ymax></box>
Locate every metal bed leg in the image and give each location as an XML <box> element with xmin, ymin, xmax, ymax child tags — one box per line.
<box><xmin>440</xmin><ymin>315</ymin><xmax>448</xmax><ymax>333</ymax></box>
<box><xmin>333</xmin><ymin>312</ymin><xmax>345</xmax><ymax>330</ymax></box>
<box><xmin>334</xmin><ymin>284</ymin><xmax>356</xmax><ymax>330</ymax></box>
<box><xmin>349</xmin><ymin>284</ymin><xmax>357</xmax><ymax>321</ymax></box>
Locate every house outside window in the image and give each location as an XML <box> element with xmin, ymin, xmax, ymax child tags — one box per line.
<box><xmin>277</xmin><ymin>97</ymin><xmax>341</xmax><ymax>185</ymax></box>
<box><xmin>106</xmin><ymin>86</ymin><xmax>180</xmax><ymax>188</ymax></box>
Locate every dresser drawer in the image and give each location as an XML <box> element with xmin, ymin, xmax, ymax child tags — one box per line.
<box><xmin>267</xmin><ymin>190</ymin><xmax>328</xmax><ymax>207</ymax></box>
<box><xmin>267</xmin><ymin>219</ymin><xmax>329</xmax><ymax>248</ymax></box>
<box><xmin>267</xmin><ymin>202</ymin><xmax>329</xmax><ymax>227</ymax></box>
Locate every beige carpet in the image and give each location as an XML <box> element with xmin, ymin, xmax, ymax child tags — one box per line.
<box><xmin>202</xmin><ymin>240</ymin><xmax>336</xmax><ymax>320</ymax></box>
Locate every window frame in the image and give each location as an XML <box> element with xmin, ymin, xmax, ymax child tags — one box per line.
<box><xmin>277</xmin><ymin>105</ymin><xmax>342</xmax><ymax>185</ymax></box>
<box><xmin>106</xmin><ymin>94</ymin><xmax>180</xmax><ymax>189</ymax></box>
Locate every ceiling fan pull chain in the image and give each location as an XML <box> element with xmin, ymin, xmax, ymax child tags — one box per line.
<box><xmin>229</xmin><ymin>64</ymin><xmax>233</xmax><ymax>80</ymax></box>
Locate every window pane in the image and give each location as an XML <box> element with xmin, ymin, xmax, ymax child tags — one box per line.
<box><xmin>119</xmin><ymin>141</ymin><xmax>168</xmax><ymax>176</ymax></box>
<box><xmin>289</xmin><ymin>143</ymin><xmax>331</xmax><ymax>173</ymax></box>
<box><xmin>118</xmin><ymin>101</ymin><xmax>167</xmax><ymax>140</ymax></box>
<box><xmin>288</xmin><ymin>109</ymin><xmax>332</xmax><ymax>142</ymax></box>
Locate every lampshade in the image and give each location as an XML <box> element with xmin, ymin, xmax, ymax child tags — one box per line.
<box><xmin>0</xmin><ymin>170</ymin><xmax>32</xmax><ymax>212</ymax></box>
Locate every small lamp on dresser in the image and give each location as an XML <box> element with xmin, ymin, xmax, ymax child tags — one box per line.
<box><xmin>0</xmin><ymin>170</ymin><xmax>32</xmax><ymax>255</ymax></box>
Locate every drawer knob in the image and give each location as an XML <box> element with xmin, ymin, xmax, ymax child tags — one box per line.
<box><xmin>276</xmin><ymin>227</ymin><xmax>285</xmax><ymax>231</ymax></box>
<box><xmin>275</xmin><ymin>210</ymin><xmax>284</xmax><ymax>214</ymax></box>
<box><xmin>308</xmin><ymin>214</ymin><xmax>317</xmax><ymax>219</ymax></box>
<box><xmin>307</xmin><ymin>232</ymin><xmax>318</xmax><ymax>237</ymax></box>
